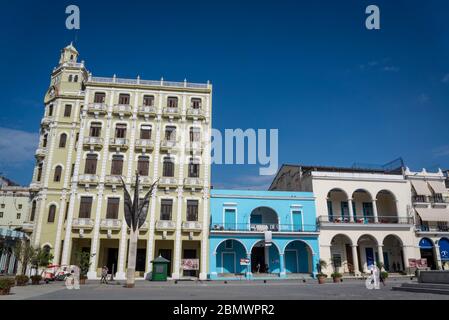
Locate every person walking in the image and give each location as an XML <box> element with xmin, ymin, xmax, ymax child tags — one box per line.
<box><xmin>101</xmin><ymin>266</ymin><xmax>109</xmax><ymax>284</ymax></box>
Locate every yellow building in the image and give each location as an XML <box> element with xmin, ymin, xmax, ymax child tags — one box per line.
<box><xmin>29</xmin><ymin>44</ymin><xmax>212</xmax><ymax>280</ymax></box>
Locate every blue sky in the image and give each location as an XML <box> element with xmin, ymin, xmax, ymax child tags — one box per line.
<box><xmin>0</xmin><ymin>0</ymin><xmax>449</xmax><ymax>188</ymax></box>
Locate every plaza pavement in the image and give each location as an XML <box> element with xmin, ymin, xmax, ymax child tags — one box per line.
<box><xmin>2</xmin><ymin>278</ymin><xmax>449</xmax><ymax>300</ymax></box>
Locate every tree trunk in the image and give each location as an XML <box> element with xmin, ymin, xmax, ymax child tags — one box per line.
<box><xmin>126</xmin><ymin>229</ymin><xmax>138</xmax><ymax>288</ymax></box>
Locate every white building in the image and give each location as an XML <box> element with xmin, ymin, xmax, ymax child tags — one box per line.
<box><xmin>270</xmin><ymin>162</ymin><xmax>419</xmax><ymax>276</ymax></box>
<box><xmin>404</xmin><ymin>168</ymin><xmax>449</xmax><ymax>270</ymax></box>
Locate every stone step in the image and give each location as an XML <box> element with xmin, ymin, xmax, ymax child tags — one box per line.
<box><xmin>392</xmin><ymin>283</ymin><xmax>449</xmax><ymax>295</ymax></box>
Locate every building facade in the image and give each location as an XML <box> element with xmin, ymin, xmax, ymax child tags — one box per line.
<box><xmin>404</xmin><ymin>168</ymin><xmax>449</xmax><ymax>269</ymax></box>
<box><xmin>209</xmin><ymin>189</ymin><xmax>319</xmax><ymax>280</ymax></box>
<box><xmin>29</xmin><ymin>44</ymin><xmax>212</xmax><ymax>280</ymax></box>
<box><xmin>0</xmin><ymin>177</ymin><xmax>32</xmax><ymax>233</ymax></box>
<box><xmin>270</xmin><ymin>163</ymin><xmax>419</xmax><ymax>276</ymax></box>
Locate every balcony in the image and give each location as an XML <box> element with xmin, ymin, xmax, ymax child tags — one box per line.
<box><xmin>155</xmin><ymin>220</ymin><xmax>176</xmax><ymax>231</ymax></box>
<box><xmin>135</xmin><ymin>139</ymin><xmax>154</xmax><ymax>151</ymax></box>
<box><xmin>109</xmin><ymin>138</ymin><xmax>129</xmax><ymax>150</ymax></box>
<box><xmin>22</xmin><ymin>222</ymin><xmax>34</xmax><ymax>233</ymax></box>
<box><xmin>104</xmin><ymin>175</ymin><xmax>122</xmax><ymax>186</ymax></box>
<box><xmin>133</xmin><ymin>176</ymin><xmax>154</xmax><ymax>187</ymax></box>
<box><xmin>162</xmin><ymin>107</ymin><xmax>180</xmax><ymax>118</ymax></box>
<box><xmin>139</xmin><ymin>221</ymin><xmax>149</xmax><ymax>231</ymax></box>
<box><xmin>100</xmin><ymin>219</ymin><xmax>122</xmax><ymax>230</ymax></box>
<box><xmin>113</xmin><ymin>104</ymin><xmax>132</xmax><ymax>117</ymax></box>
<box><xmin>87</xmin><ymin>103</ymin><xmax>107</xmax><ymax>115</ymax></box>
<box><xmin>41</xmin><ymin>117</ymin><xmax>52</xmax><ymax>127</ymax></box>
<box><xmin>72</xmin><ymin>218</ymin><xmax>94</xmax><ymax>230</ymax></box>
<box><xmin>184</xmin><ymin>178</ymin><xmax>203</xmax><ymax>189</ymax></box>
<box><xmin>138</xmin><ymin>106</ymin><xmax>157</xmax><ymax>117</ymax></box>
<box><xmin>209</xmin><ymin>223</ymin><xmax>319</xmax><ymax>233</ymax></box>
<box><xmin>35</xmin><ymin>148</ymin><xmax>47</xmax><ymax>159</ymax></box>
<box><xmin>83</xmin><ymin>137</ymin><xmax>104</xmax><ymax>149</ymax></box>
<box><xmin>182</xmin><ymin>221</ymin><xmax>203</xmax><ymax>232</ymax></box>
<box><xmin>185</xmin><ymin>141</ymin><xmax>204</xmax><ymax>153</ymax></box>
<box><xmin>160</xmin><ymin>139</ymin><xmax>177</xmax><ymax>151</ymax></box>
<box><xmin>29</xmin><ymin>182</ymin><xmax>41</xmax><ymax>192</ymax></box>
<box><xmin>158</xmin><ymin>177</ymin><xmax>178</xmax><ymax>188</ymax></box>
<box><xmin>78</xmin><ymin>174</ymin><xmax>99</xmax><ymax>185</ymax></box>
<box><xmin>416</xmin><ymin>224</ymin><xmax>449</xmax><ymax>233</ymax></box>
<box><xmin>430</xmin><ymin>195</ymin><xmax>449</xmax><ymax>204</ymax></box>
<box><xmin>186</xmin><ymin>107</ymin><xmax>206</xmax><ymax>119</ymax></box>
<box><xmin>318</xmin><ymin>215</ymin><xmax>413</xmax><ymax>227</ymax></box>
<box><xmin>413</xmin><ymin>195</ymin><xmax>429</xmax><ymax>204</ymax></box>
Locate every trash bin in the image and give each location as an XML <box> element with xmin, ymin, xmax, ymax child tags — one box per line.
<box><xmin>151</xmin><ymin>255</ymin><xmax>170</xmax><ymax>281</ymax></box>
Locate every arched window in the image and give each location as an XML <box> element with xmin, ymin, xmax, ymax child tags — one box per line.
<box><xmin>53</xmin><ymin>166</ymin><xmax>62</xmax><ymax>182</ymax></box>
<box><xmin>37</xmin><ymin>163</ymin><xmax>43</xmax><ymax>182</ymax></box>
<box><xmin>48</xmin><ymin>205</ymin><xmax>56</xmax><ymax>223</ymax></box>
<box><xmin>188</xmin><ymin>158</ymin><xmax>200</xmax><ymax>178</ymax></box>
<box><xmin>163</xmin><ymin>156</ymin><xmax>175</xmax><ymax>177</ymax></box>
<box><xmin>59</xmin><ymin>133</ymin><xmax>67</xmax><ymax>148</ymax></box>
<box><xmin>137</xmin><ymin>156</ymin><xmax>150</xmax><ymax>176</ymax></box>
<box><xmin>74</xmin><ymin>75</ymin><xmax>79</xmax><ymax>82</ymax></box>
<box><xmin>167</xmin><ymin>97</ymin><xmax>178</xmax><ymax>108</ymax></box>
<box><xmin>30</xmin><ymin>201</ymin><xmax>37</xmax><ymax>221</ymax></box>
<box><xmin>42</xmin><ymin>134</ymin><xmax>48</xmax><ymax>148</ymax></box>
<box><xmin>68</xmin><ymin>75</ymin><xmax>73</xmax><ymax>82</ymax></box>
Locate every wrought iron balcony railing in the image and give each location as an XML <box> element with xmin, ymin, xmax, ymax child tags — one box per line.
<box><xmin>209</xmin><ymin>223</ymin><xmax>319</xmax><ymax>232</ymax></box>
<box><xmin>318</xmin><ymin>215</ymin><xmax>413</xmax><ymax>224</ymax></box>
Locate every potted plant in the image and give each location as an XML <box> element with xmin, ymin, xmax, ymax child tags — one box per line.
<box><xmin>74</xmin><ymin>250</ymin><xmax>92</xmax><ymax>285</ymax></box>
<box><xmin>15</xmin><ymin>275</ymin><xmax>29</xmax><ymax>286</ymax></box>
<box><xmin>31</xmin><ymin>275</ymin><xmax>42</xmax><ymax>285</ymax></box>
<box><xmin>331</xmin><ymin>272</ymin><xmax>343</xmax><ymax>283</ymax></box>
<box><xmin>317</xmin><ymin>259</ymin><xmax>328</xmax><ymax>284</ymax></box>
<box><xmin>0</xmin><ymin>278</ymin><xmax>15</xmax><ymax>295</ymax></box>
<box><xmin>381</xmin><ymin>271</ymin><xmax>389</xmax><ymax>283</ymax></box>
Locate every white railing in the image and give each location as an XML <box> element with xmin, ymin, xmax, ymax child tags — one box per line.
<box><xmin>161</xmin><ymin>140</ymin><xmax>177</xmax><ymax>149</ymax></box>
<box><xmin>135</xmin><ymin>139</ymin><xmax>154</xmax><ymax>149</ymax></box>
<box><xmin>100</xmin><ymin>219</ymin><xmax>122</xmax><ymax>229</ymax></box>
<box><xmin>159</xmin><ymin>177</ymin><xmax>178</xmax><ymax>186</ymax></box>
<box><xmin>182</xmin><ymin>221</ymin><xmax>202</xmax><ymax>231</ymax></box>
<box><xmin>72</xmin><ymin>218</ymin><xmax>94</xmax><ymax>229</ymax></box>
<box><xmin>187</xmin><ymin>108</ymin><xmax>205</xmax><ymax>117</ymax></box>
<box><xmin>105</xmin><ymin>175</ymin><xmax>122</xmax><ymax>185</ymax></box>
<box><xmin>109</xmin><ymin>138</ymin><xmax>129</xmax><ymax>147</ymax></box>
<box><xmin>163</xmin><ymin>107</ymin><xmax>179</xmax><ymax>115</ymax></box>
<box><xmin>156</xmin><ymin>220</ymin><xmax>176</xmax><ymax>230</ymax></box>
<box><xmin>113</xmin><ymin>104</ymin><xmax>132</xmax><ymax>114</ymax></box>
<box><xmin>133</xmin><ymin>176</ymin><xmax>153</xmax><ymax>186</ymax></box>
<box><xmin>35</xmin><ymin>148</ymin><xmax>47</xmax><ymax>156</ymax></box>
<box><xmin>138</xmin><ymin>106</ymin><xmax>157</xmax><ymax>114</ymax></box>
<box><xmin>90</xmin><ymin>76</ymin><xmax>210</xmax><ymax>89</ymax></box>
<box><xmin>78</xmin><ymin>174</ymin><xmax>99</xmax><ymax>184</ymax></box>
<box><xmin>184</xmin><ymin>178</ymin><xmax>203</xmax><ymax>187</ymax></box>
<box><xmin>87</xmin><ymin>103</ymin><xmax>107</xmax><ymax>113</ymax></box>
<box><xmin>83</xmin><ymin>137</ymin><xmax>104</xmax><ymax>145</ymax></box>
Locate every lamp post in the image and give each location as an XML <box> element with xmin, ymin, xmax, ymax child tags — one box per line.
<box><xmin>121</xmin><ymin>173</ymin><xmax>157</xmax><ymax>288</ymax></box>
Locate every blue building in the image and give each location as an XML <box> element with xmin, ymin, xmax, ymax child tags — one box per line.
<box><xmin>208</xmin><ymin>189</ymin><xmax>320</xmax><ymax>280</ymax></box>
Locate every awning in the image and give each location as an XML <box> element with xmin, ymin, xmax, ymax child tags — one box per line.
<box><xmin>428</xmin><ymin>180</ymin><xmax>447</xmax><ymax>195</ymax></box>
<box><xmin>411</xmin><ymin>180</ymin><xmax>432</xmax><ymax>196</ymax></box>
<box><xmin>416</xmin><ymin>208</ymin><xmax>449</xmax><ymax>222</ymax></box>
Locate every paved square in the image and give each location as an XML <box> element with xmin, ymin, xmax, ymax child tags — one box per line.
<box><xmin>1</xmin><ymin>279</ymin><xmax>449</xmax><ymax>300</ymax></box>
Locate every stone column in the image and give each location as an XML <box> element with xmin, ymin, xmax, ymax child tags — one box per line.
<box><xmin>348</xmin><ymin>199</ymin><xmax>354</xmax><ymax>222</ymax></box>
<box><xmin>279</xmin><ymin>253</ymin><xmax>286</xmax><ymax>278</ymax></box>
<box><xmin>434</xmin><ymin>245</ymin><xmax>443</xmax><ymax>269</ymax></box>
<box><xmin>351</xmin><ymin>245</ymin><xmax>360</xmax><ymax>276</ymax></box>
<box><xmin>246</xmin><ymin>253</ymin><xmax>252</xmax><ymax>279</ymax></box>
<box><xmin>377</xmin><ymin>244</ymin><xmax>384</xmax><ymax>269</ymax></box>
<box><xmin>372</xmin><ymin>200</ymin><xmax>379</xmax><ymax>223</ymax></box>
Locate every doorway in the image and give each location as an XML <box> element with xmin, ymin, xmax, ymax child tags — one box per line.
<box><xmin>251</xmin><ymin>246</ymin><xmax>266</xmax><ymax>273</ymax></box>
<box><xmin>106</xmin><ymin>248</ymin><xmax>118</xmax><ymax>274</ymax></box>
